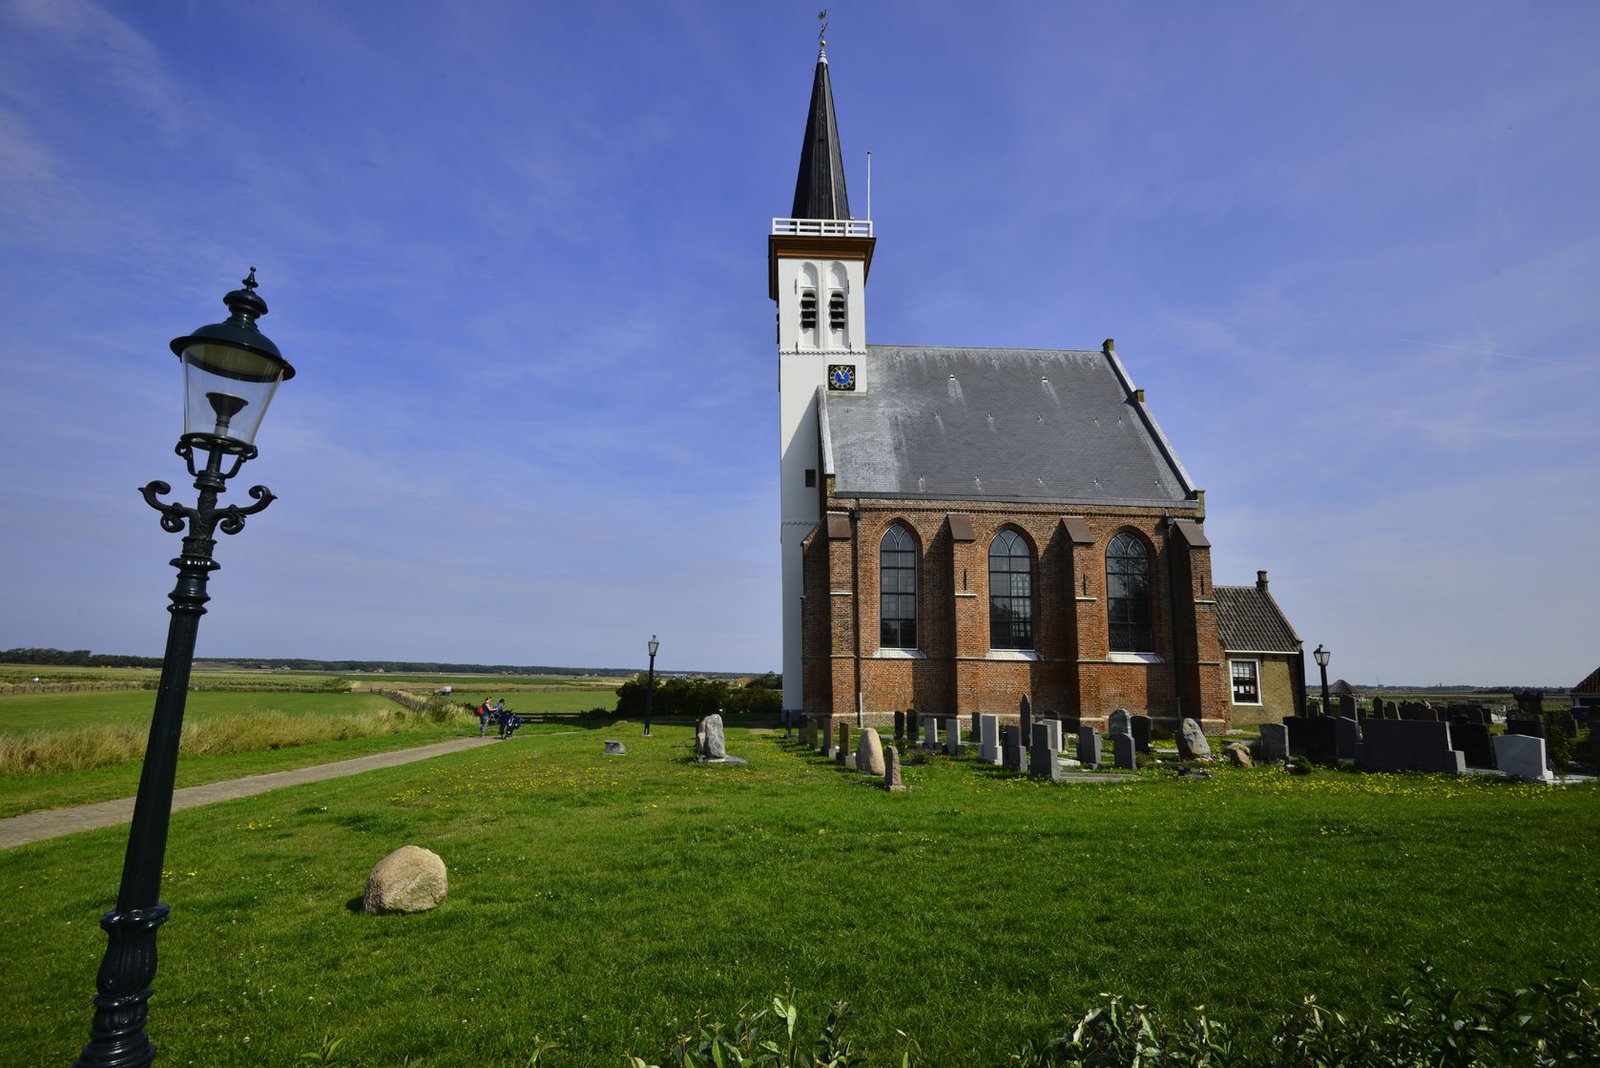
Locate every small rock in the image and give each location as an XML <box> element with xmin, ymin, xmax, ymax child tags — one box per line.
<box><xmin>604</xmin><ymin>740</ymin><xmax>626</xmax><ymax>755</ymax></box>
<box><xmin>363</xmin><ymin>845</ymin><xmax>447</xmax><ymax>915</ymax></box>
<box><xmin>1224</xmin><ymin>741</ymin><xmax>1253</xmax><ymax>767</ymax></box>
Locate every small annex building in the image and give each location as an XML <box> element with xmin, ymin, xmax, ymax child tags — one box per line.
<box><xmin>769</xmin><ymin>39</ymin><xmax>1299</xmax><ymax>732</ymax></box>
<box><xmin>1213</xmin><ymin>571</ymin><xmax>1306</xmax><ymax>725</ymax></box>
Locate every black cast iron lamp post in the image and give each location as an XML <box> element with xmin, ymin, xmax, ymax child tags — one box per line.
<box><xmin>1313</xmin><ymin>643</ymin><xmax>1331</xmax><ymax>718</ymax></box>
<box><xmin>643</xmin><ymin>635</ymin><xmax>659</xmax><ymax>736</ymax></box>
<box><xmin>76</xmin><ymin>269</ymin><xmax>293</xmax><ymax>1068</ymax></box>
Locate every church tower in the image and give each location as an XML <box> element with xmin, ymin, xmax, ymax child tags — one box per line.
<box><xmin>769</xmin><ymin>36</ymin><xmax>874</xmax><ymax>715</ymax></box>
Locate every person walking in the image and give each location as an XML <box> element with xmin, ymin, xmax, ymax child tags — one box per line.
<box><xmin>477</xmin><ymin>698</ymin><xmax>494</xmax><ymax>737</ymax></box>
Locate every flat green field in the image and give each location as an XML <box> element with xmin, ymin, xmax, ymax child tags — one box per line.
<box><xmin>5</xmin><ymin>725</ymin><xmax>1596</xmax><ymax>1066</ymax></box>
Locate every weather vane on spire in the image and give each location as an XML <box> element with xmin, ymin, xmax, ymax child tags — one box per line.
<box><xmin>818</xmin><ymin>9</ymin><xmax>828</xmax><ymax>46</ymax></box>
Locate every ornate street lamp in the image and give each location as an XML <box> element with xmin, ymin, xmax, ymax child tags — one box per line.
<box><xmin>643</xmin><ymin>635</ymin><xmax>659</xmax><ymax>736</ymax></box>
<box><xmin>77</xmin><ymin>270</ymin><xmax>293</xmax><ymax>1068</ymax></box>
<box><xmin>1313</xmin><ymin>643</ymin><xmax>1331</xmax><ymax>718</ymax></box>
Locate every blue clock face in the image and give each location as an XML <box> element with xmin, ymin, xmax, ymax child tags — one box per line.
<box><xmin>828</xmin><ymin>364</ymin><xmax>856</xmax><ymax>391</ymax></box>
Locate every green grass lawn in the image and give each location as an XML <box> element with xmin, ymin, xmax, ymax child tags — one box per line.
<box><xmin>4</xmin><ymin>725</ymin><xmax>1596</xmax><ymax>1066</ymax></box>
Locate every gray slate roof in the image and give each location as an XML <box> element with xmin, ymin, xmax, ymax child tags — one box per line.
<box><xmin>821</xmin><ymin>345</ymin><xmax>1196</xmax><ymax>505</ymax></box>
<box><xmin>1214</xmin><ymin>585</ymin><xmax>1302</xmax><ymax>654</ymax></box>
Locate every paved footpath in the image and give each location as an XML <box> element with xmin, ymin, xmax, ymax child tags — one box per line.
<box><xmin>0</xmin><ymin>736</ymin><xmax>502</xmax><ymax>851</ymax></box>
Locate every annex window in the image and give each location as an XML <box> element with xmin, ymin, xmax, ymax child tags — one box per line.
<box><xmin>879</xmin><ymin>524</ymin><xmax>917</xmax><ymax>649</ymax></box>
<box><xmin>1230</xmin><ymin>660</ymin><xmax>1261</xmax><ymax>705</ymax></box>
<box><xmin>988</xmin><ymin>528</ymin><xmax>1034</xmax><ymax>650</ymax></box>
<box><xmin>1106</xmin><ymin>531</ymin><xmax>1154</xmax><ymax>653</ymax></box>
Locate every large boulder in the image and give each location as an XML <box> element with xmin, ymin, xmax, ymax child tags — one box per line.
<box><xmin>700</xmin><ymin>714</ymin><xmax>727</xmax><ymax>760</ymax></box>
<box><xmin>1179</xmin><ymin>718</ymin><xmax>1214</xmax><ymax>762</ymax></box>
<box><xmin>363</xmin><ymin>845</ymin><xmax>447</xmax><ymax>915</ymax></box>
<box><xmin>856</xmin><ymin>727</ymin><xmax>885</xmax><ymax>776</ymax></box>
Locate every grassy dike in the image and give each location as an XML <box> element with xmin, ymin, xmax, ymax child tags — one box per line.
<box><xmin>4</xmin><ymin>725</ymin><xmax>1597</xmax><ymax>1066</ymax></box>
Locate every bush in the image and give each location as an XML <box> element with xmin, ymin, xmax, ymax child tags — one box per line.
<box><xmin>615</xmin><ymin>675</ymin><xmax>783</xmax><ymax>720</ymax></box>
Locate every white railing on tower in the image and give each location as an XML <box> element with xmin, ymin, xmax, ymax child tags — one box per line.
<box><xmin>771</xmin><ymin>218</ymin><xmax>873</xmax><ymax>237</ymax></box>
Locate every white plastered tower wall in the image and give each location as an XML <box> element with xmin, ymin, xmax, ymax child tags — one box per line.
<box><xmin>773</xmin><ymin>240</ymin><xmax>870</xmax><ymax>713</ymax></box>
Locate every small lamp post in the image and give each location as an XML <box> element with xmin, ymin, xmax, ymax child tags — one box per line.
<box><xmin>642</xmin><ymin>635</ymin><xmax>659</xmax><ymax>736</ymax></box>
<box><xmin>1313</xmin><ymin>643</ymin><xmax>1331</xmax><ymax>718</ymax></box>
<box><xmin>77</xmin><ymin>270</ymin><xmax>293</xmax><ymax>1068</ymax></box>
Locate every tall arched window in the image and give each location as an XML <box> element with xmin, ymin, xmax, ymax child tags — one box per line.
<box><xmin>879</xmin><ymin>524</ymin><xmax>917</xmax><ymax>649</ymax></box>
<box><xmin>1107</xmin><ymin>531</ymin><xmax>1154</xmax><ymax>652</ymax></box>
<box><xmin>989</xmin><ymin>529</ymin><xmax>1034</xmax><ymax>650</ymax></box>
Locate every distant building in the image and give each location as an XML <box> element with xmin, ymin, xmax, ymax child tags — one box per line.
<box><xmin>1213</xmin><ymin>572</ymin><xmax>1305</xmax><ymax>724</ymax></box>
<box><xmin>769</xmin><ymin>40</ymin><xmax>1301</xmax><ymax>730</ymax></box>
<box><xmin>1572</xmin><ymin>665</ymin><xmax>1599</xmax><ymax>718</ymax></box>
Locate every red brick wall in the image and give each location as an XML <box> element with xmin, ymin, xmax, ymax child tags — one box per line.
<box><xmin>801</xmin><ymin>498</ymin><xmax>1231</xmax><ymax>730</ymax></box>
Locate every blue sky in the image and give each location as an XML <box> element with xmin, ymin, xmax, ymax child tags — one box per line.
<box><xmin>1</xmin><ymin>1</ymin><xmax>1595</xmax><ymax>686</ymax></box>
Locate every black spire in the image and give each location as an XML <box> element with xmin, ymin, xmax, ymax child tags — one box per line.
<box><xmin>790</xmin><ymin>42</ymin><xmax>851</xmax><ymax>220</ymax></box>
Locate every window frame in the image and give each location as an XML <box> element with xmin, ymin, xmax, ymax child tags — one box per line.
<box><xmin>988</xmin><ymin>528</ymin><xmax>1035</xmax><ymax>651</ymax></box>
<box><xmin>1106</xmin><ymin>530</ymin><xmax>1155</xmax><ymax>654</ymax></box>
<box><xmin>878</xmin><ymin>523</ymin><xmax>918</xmax><ymax>651</ymax></box>
<box><xmin>1230</xmin><ymin>659</ymin><xmax>1262</xmax><ymax>705</ymax></box>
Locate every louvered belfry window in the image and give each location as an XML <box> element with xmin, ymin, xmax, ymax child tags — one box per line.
<box><xmin>800</xmin><ymin>289</ymin><xmax>818</xmax><ymax>330</ymax></box>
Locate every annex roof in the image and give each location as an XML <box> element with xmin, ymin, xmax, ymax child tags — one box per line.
<box><xmin>1214</xmin><ymin>584</ymin><xmax>1302</xmax><ymax>654</ymax></box>
<box><xmin>1574</xmin><ymin>665</ymin><xmax>1600</xmax><ymax>696</ymax></box>
<box><xmin>821</xmin><ymin>345</ymin><xmax>1197</xmax><ymax>506</ymax></box>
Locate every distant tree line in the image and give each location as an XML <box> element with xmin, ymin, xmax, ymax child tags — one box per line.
<box><xmin>614</xmin><ymin>674</ymin><xmax>782</xmax><ymax>719</ymax></box>
<box><xmin>0</xmin><ymin>648</ymin><xmax>163</xmax><ymax>668</ymax></box>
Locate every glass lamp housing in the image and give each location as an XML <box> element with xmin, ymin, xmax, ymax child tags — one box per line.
<box><xmin>178</xmin><ymin>341</ymin><xmax>289</xmax><ymax>446</ymax></box>
<box><xmin>1313</xmin><ymin>644</ymin><xmax>1330</xmax><ymax>668</ymax></box>
<box><xmin>648</xmin><ymin>636</ymin><xmax>660</xmax><ymax>657</ymax></box>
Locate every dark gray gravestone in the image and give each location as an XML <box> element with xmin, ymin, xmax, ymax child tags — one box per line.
<box><xmin>1131</xmin><ymin>715</ymin><xmax>1153</xmax><ymax>754</ymax></box>
<box><xmin>822</xmin><ymin>718</ymin><xmax>834</xmax><ymax>758</ymax></box>
<box><xmin>907</xmin><ymin>710</ymin><xmax>919</xmax><ymax>739</ymax></box>
<box><xmin>836</xmin><ymin>723</ymin><xmax>850</xmax><ymax>766</ymax></box>
<box><xmin>1256</xmin><ymin>723</ymin><xmax>1289</xmax><ymax>763</ymax></box>
<box><xmin>1112</xmin><ymin>733</ymin><xmax>1137</xmax><ymax>770</ymax></box>
<box><xmin>1358</xmin><ymin>719</ymin><xmax>1464</xmax><ymax>774</ymax></box>
<box><xmin>1286</xmin><ymin>716</ymin><xmax>1339</xmax><ymax>765</ymax></box>
<box><xmin>1384</xmin><ymin>700</ymin><xmax>1398</xmax><ymax>719</ymax></box>
<box><xmin>1108</xmin><ymin>708</ymin><xmax>1133</xmax><ymax>739</ymax></box>
<box><xmin>1077</xmin><ymin>728</ymin><xmax>1102</xmax><ymax>768</ymax></box>
<box><xmin>1371</xmin><ymin>696</ymin><xmax>1385</xmax><ymax>718</ymax></box>
<box><xmin>1339</xmin><ymin>694</ymin><xmax>1358</xmax><ymax>720</ymax></box>
<box><xmin>945</xmin><ymin>719</ymin><xmax>962</xmax><ymax>756</ymax></box>
<box><xmin>1334</xmin><ymin>717</ymin><xmax>1362</xmax><ymax>761</ymax></box>
<box><xmin>922</xmin><ymin>718</ymin><xmax>939</xmax><ymax>749</ymax></box>
<box><xmin>1002</xmin><ymin>727</ymin><xmax>1023</xmax><ymax>772</ymax></box>
<box><xmin>1029</xmin><ymin>723</ymin><xmax>1061</xmax><ymax>780</ymax></box>
<box><xmin>894</xmin><ymin>710</ymin><xmax>905</xmax><ymax>741</ymax></box>
<box><xmin>883</xmin><ymin>745</ymin><xmax>907</xmax><ymax>791</ymax></box>
<box><xmin>1507</xmin><ymin>718</ymin><xmax>1545</xmax><ymax>739</ymax></box>
<box><xmin>1451</xmin><ymin>722</ymin><xmax>1496</xmax><ymax>768</ymax></box>
<box><xmin>1020</xmin><ymin>695</ymin><xmax>1033</xmax><ymax>750</ymax></box>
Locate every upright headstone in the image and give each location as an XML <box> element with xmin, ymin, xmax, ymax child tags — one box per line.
<box><xmin>1131</xmin><ymin>715</ymin><xmax>1153</xmax><ymax>754</ymax></box>
<box><xmin>1358</xmin><ymin>719</ymin><xmax>1463</xmax><ymax>774</ymax></box>
<box><xmin>1042</xmin><ymin>718</ymin><xmax>1062</xmax><ymax>753</ymax></box>
<box><xmin>836</xmin><ymin>723</ymin><xmax>850</xmax><ymax>766</ymax></box>
<box><xmin>1371</xmin><ymin>696</ymin><xmax>1385</xmax><ymax>719</ymax></box>
<box><xmin>971</xmin><ymin>712</ymin><xmax>982</xmax><ymax>746</ymax></box>
<box><xmin>1019</xmin><ymin>695</ymin><xmax>1033</xmax><ymax>750</ymax></box>
<box><xmin>1112</xmin><ymin>732</ymin><xmax>1137</xmax><ymax>770</ymax></box>
<box><xmin>1452</xmin><ymin>722</ymin><xmax>1495</xmax><ymax>769</ymax></box>
<box><xmin>978</xmin><ymin>714</ymin><xmax>1001</xmax><ymax>764</ymax></box>
<box><xmin>1493</xmin><ymin>734</ymin><xmax>1552</xmax><ymax>783</ymax></box>
<box><xmin>701</xmin><ymin>714</ymin><xmax>727</xmax><ymax>760</ymax></box>
<box><xmin>857</xmin><ymin>727</ymin><xmax>886</xmax><ymax>776</ymax></box>
<box><xmin>1029</xmin><ymin>723</ymin><xmax>1062</xmax><ymax>780</ymax></box>
<box><xmin>923</xmin><ymin>718</ymin><xmax>939</xmax><ymax>749</ymax></box>
<box><xmin>1507</xmin><ymin>718</ymin><xmax>1545</xmax><ymax>739</ymax></box>
<box><xmin>822</xmin><ymin>718</ymin><xmax>834</xmax><ymax>759</ymax></box>
<box><xmin>1075</xmin><ymin>725</ymin><xmax>1100</xmax><ymax>767</ymax></box>
<box><xmin>1108</xmin><ymin>708</ymin><xmax>1133</xmax><ymax>740</ymax></box>
<box><xmin>894</xmin><ymin>710</ymin><xmax>905</xmax><ymax>741</ymax></box>
<box><xmin>1077</xmin><ymin>728</ymin><xmax>1102</xmax><ymax>768</ymax></box>
<box><xmin>1333</xmin><ymin>717</ymin><xmax>1362</xmax><ymax>761</ymax></box>
<box><xmin>945</xmin><ymin>719</ymin><xmax>963</xmax><ymax>756</ymax></box>
<box><xmin>1286</xmin><ymin>715</ymin><xmax>1339</xmax><ymax>765</ymax></box>
<box><xmin>1001</xmin><ymin>726</ymin><xmax>1023</xmax><ymax>772</ymax></box>
<box><xmin>1384</xmin><ymin>700</ymin><xmax>1398</xmax><ymax>718</ymax></box>
<box><xmin>884</xmin><ymin>745</ymin><xmax>907</xmax><ymax>791</ymax></box>
<box><xmin>1339</xmin><ymin>693</ymin><xmax>1358</xmax><ymax>720</ymax></box>
<box><xmin>1179</xmin><ymin>718</ymin><xmax>1213</xmax><ymax>762</ymax></box>
<box><xmin>907</xmin><ymin>710</ymin><xmax>919</xmax><ymax>740</ymax></box>
<box><xmin>1256</xmin><ymin>722</ymin><xmax>1289</xmax><ymax>763</ymax></box>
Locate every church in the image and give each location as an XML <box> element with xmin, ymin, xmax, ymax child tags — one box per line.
<box><xmin>769</xmin><ymin>40</ymin><xmax>1302</xmax><ymax>733</ymax></box>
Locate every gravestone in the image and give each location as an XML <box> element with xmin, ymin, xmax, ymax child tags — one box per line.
<box><xmin>1042</xmin><ymin>718</ymin><xmax>1063</xmax><ymax>753</ymax></box>
<box><xmin>1358</xmin><ymin>719</ymin><xmax>1463</xmax><ymax>774</ymax></box>
<box><xmin>604</xmin><ymin>740</ymin><xmax>626</xmax><ymax>756</ymax></box>
<box><xmin>1108</xmin><ymin>708</ymin><xmax>1133</xmax><ymax>740</ymax></box>
<box><xmin>1334</xmin><ymin>717</ymin><xmax>1362</xmax><ymax>761</ymax></box>
<box><xmin>1451</xmin><ymin>722</ymin><xmax>1495</xmax><ymax>769</ymax></box>
<box><xmin>1512</xmin><ymin>689</ymin><xmax>1545</xmax><ymax>718</ymax></box>
<box><xmin>1019</xmin><ymin>695</ymin><xmax>1033</xmax><ymax>750</ymax></box>
<box><xmin>922</xmin><ymin>718</ymin><xmax>939</xmax><ymax>749</ymax></box>
<box><xmin>857</xmin><ymin>727</ymin><xmax>886</xmax><ymax>776</ymax></box>
<box><xmin>883</xmin><ymin>745</ymin><xmax>907</xmax><ymax>791</ymax></box>
<box><xmin>1077</xmin><ymin>728</ymin><xmax>1102</xmax><ymax>768</ymax></box>
<box><xmin>945</xmin><ymin>719</ymin><xmax>963</xmax><ymax>756</ymax></box>
<box><xmin>836</xmin><ymin>723</ymin><xmax>850</xmax><ymax>766</ymax></box>
<box><xmin>1286</xmin><ymin>715</ymin><xmax>1339</xmax><ymax>765</ymax></box>
<box><xmin>1002</xmin><ymin>727</ymin><xmax>1023</xmax><ymax>772</ymax></box>
<box><xmin>1131</xmin><ymin>714</ymin><xmax>1153</xmax><ymax>754</ymax></box>
<box><xmin>1506</xmin><ymin>718</ymin><xmax>1545</xmax><ymax>739</ymax></box>
<box><xmin>971</xmin><ymin>712</ymin><xmax>982</xmax><ymax>746</ymax></box>
<box><xmin>1112</xmin><ymin>732</ymin><xmax>1137</xmax><ymax>770</ymax></box>
<box><xmin>1384</xmin><ymin>700</ymin><xmax>1398</xmax><ymax>718</ymax></box>
<box><xmin>1179</xmin><ymin>718</ymin><xmax>1213</xmax><ymax>761</ymax></box>
<box><xmin>1339</xmin><ymin>694</ymin><xmax>1358</xmax><ymax>720</ymax></box>
<box><xmin>978</xmin><ymin>714</ymin><xmax>1001</xmax><ymax>764</ymax></box>
<box><xmin>1371</xmin><ymin>696</ymin><xmax>1385</xmax><ymax>718</ymax></box>
<box><xmin>907</xmin><ymin>710</ymin><xmax>919</xmax><ymax>739</ymax></box>
<box><xmin>1493</xmin><ymin>734</ymin><xmax>1552</xmax><ymax>783</ymax></box>
<box><xmin>1029</xmin><ymin>723</ymin><xmax>1062</xmax><ymax>780</ymax></box>
<box><xmin>701</xmin><ymin>714</ymin><xmax>728</xmax><ymax>760</ymax></box>
<box><xmin>1256</xmin><ymin>722</ymin><xmax>1289</xmax><ymax>763</ymax></box>
<box><xmin>894</xmin><ymin>710</ymin><xmax>905</xmax><ymax>741</ymax></box>
<box><xmin>822</xmin><ymin>718</ymin><xmax>834</xmax><ymax>758</ymax></box>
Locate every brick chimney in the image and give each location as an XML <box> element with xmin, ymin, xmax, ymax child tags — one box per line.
<box><xmin>1257</xmin><ymin>569</ymin><xmax>1269</xmax><ymax>590</ymax></box>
